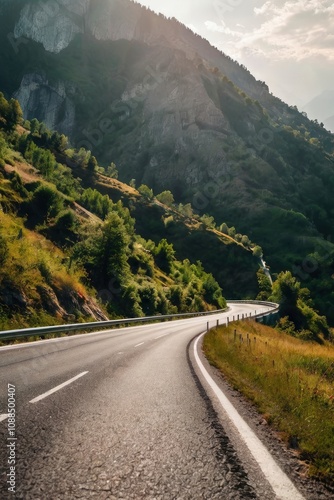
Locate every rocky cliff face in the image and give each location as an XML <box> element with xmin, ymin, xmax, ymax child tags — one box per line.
<box><xmin>5</xmin><ymin>0</ymin><xmax>266</xmax><ymax>192</ymax></box>
<box><xmin>10</xmin><ymin>0</ymin><xmax>268</xmax><ymax>101</ymax></box>
<box><xmin>13</xmin><ymin>72</ymin><xmax>75</xmax><ymax>136</ymax></box>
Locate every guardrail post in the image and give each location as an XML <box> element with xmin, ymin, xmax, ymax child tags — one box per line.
<box><xmin>226</xmin><ymin>317</ymin><xmax>229</xmax><ymax>326</ymax></box>
<box><xmin>207</xmin><ymin>322</ymin><xmax>209</xmax><ymax>332</ymax></box>
<box><xmin>216</xmin><ymin>319</ymin><xmax>219</xmax><ymax>327</ymax></box>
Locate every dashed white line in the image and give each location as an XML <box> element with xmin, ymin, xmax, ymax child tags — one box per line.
<box><xmin>29</xmin><ymin>371</ymin><xmax>89</xmax><ymax>404</ymax></box>
<box><xmin>154</xmin><ymin>333</ymin><xmax>168</xmax><ymax>339</ymax></box>
<box><xmin>134</xmin><ymin>342</ymin><xmax>145</xmax><ymax>347</ymax></box>
<box><xmin>0</xmin><ymin>414</ymin><xmax>8</xmax><ymax>423</ymax></box>
<box><xmin>193</xmin><ymin>332</ymin><xmax>305</xmax><ymax>500</ymax></box>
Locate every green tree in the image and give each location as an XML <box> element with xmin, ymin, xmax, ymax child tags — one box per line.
<box><xmin>252</xmin><ymin>245</ymin><xmax>263</xmax><ymax>258</ymax></box>
<box><xmin>228</xmin><ymin>226</ymin><xmax>236</xmax><ymax>238</ymax></box>
<box><xmin>241</xmin><ymin>235</ymin><xmax>250</xmax><ymax>247</ymax></box>
<box><xmin>0</xmin><ymin>92</ymin><xmax>9</xmax><ymax>128</ymax></box>
<box><xmin>138</xmin><ymin>184</ymin><xmax>154</xmax><ymax>200</ymax></box>
<box><xmin>93</xmin><ymin>212</ymin><xmax>130</xmax><ymax>287</ymax></box>
<box><xmin>169</xmin><ymin>285</ymin><xmax>183</xmax><ymax>311</ymax></box>
<box><xmin>30</xmin><ymin>118</ymin><xmax>40</xmax><ymax>135</ymax></box>
<box><xmin>182</xmin><ymin>203</ymin><xmax>193</xmax><ymax>218</ymax></box>
<box><xmin>139</xmin><ymin>284</ymin><xmax>159</xmax><ymax>315</ymax></box>
<box><xmin>202</xmin><ymin>274</ymin><xmax>225</xmax><ymax>308</ymax></box>
<box><xmin>7</xmin><ymin>99</ymin><xmax>23</xmax><ymax>129</ymax></box>
<box><xmin>122</xmin><ymin>285</ymin><xmax>143</xmax><ymax>317</ymax></box>
<box><xmin>105</xmin><ymin>162</ymin><xmax>118</xmax><ymax>178</ymax></box>
<box><xmin>220</xmin><ymin>222</ymin><xmax>228</xmax><ymax>234</ymax></box>
<box><xmin>30</xmin><ymin>185</ymin><xmax>64</xmax><ymax>221</ymax></box>
<box><xmin>272</xmin><ymin>271</ymin><xmax>300</xmax><ymax>320</ymax></box>
<box><xmin>54</xmin><ymin>210</ymin><xmax>77</xmax><ymax>232</ymax></box>
<box><xmin>87</xmin><ymin>154</ymin><xmax>98</xmax><ymax>172</ymax></box>
<box><xmin>256</xmin><ymin>268</ymin><xmax>272</xmax><ymax>300</ymax></box>
<box><xmin>156</xmin><ymin>190</ymin><xmax>174</xmax><ymax>206</ymax></box>
<box><xmin>200</xmin><ymin>214</ymin><xmax>215</xmax><ymax>228</ymax></box>
<box><xmin>0</xmin><ymin>135</ymin><xmax>7</xmax><ymax>160</ymax></box>
<box><xmin>0</xmin><ymin>94</ymin><xmax>22</xmax><ymax>130</ymax></box>
<box><xmin>272</xmin><ymin>271</ymin><xmax>329</xmax><ymax>339</ymax></box>
<box><xmin>154</xmin><ymin>239</ymin><xmax>175</xmax><ymax>274</ymax></box>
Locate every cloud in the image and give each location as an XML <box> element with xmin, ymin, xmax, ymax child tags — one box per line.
<box><xmin>205</xmin><ymin>20</ymin><xmax>242</xmax><ymax>37</ymax></box>
<box><xmin>207</xmin><ymin>0</ymin><xmax>334</xmax><ymax>61</ymax></box>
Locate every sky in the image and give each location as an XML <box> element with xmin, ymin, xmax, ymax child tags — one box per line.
<box><xmin>136</xmin><ymin>0</ymin><xmax>334</xmax><ymax>124</ymax></box>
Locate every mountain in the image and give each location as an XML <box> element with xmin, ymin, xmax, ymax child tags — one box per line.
<box><xmin>2</xmin><ymin>94</ymin><xmax>270</xmax><ymax>331</ymax></box>
<box><xmin>1</xmin><ymin>0</ymin><xmax>334</xmax><ymax>322</ymax></box>
<box><xmin>324</xmin><ymin>116</ymin><xmax>334</xmax><ymax>133</ymax></box>
<box><xmin>303</xmin><ymin>90</ymin><xmax>334</xmax><ymax>131</ymax></box>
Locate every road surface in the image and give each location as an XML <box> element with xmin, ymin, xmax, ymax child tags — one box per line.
<box><xmin>0</xmin><ymin>303</ymin><xmax>314</xmax><ymax>499</ymax></box>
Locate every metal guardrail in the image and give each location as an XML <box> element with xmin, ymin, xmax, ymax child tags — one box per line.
<box><xmin>0</xmin><ymin>308</ymin><xmax>228</xmax><ymax>342</ymax></box>
<box><xmin>0</xmin><ymin>301</ymin><xmax>279</xmax><ymax>342</ymax></box>
<box><xmin>227</xmin><ymin>300</ymin><xmax>280</xmax><ymax>319</ymax></box>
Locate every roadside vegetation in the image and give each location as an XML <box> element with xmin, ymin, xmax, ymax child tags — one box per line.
<box><xmin>203</xmin><ymin>321</ymin><xmax>334</xmax><ymax>484</ymax></box>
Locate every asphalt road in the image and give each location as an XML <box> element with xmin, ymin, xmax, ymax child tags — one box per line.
<box><xmin>0</xmin><ymin>303</ymin><xmax>309</xmax><ymax>499</ymax></box>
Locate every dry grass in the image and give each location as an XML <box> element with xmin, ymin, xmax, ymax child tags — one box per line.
<box><xmin>203</xmin><ymin>321</ymin><xmax>334</xmax><ymax>483</ymax></box>
<box><xmin>0</xmin><ymin>212</ymin><xmax>88</xmax><ymax>326</ymax></box>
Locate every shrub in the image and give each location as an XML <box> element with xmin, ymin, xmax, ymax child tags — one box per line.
<box><xmin>138</xmin><ymin>184</ymin><xmax>154</xmax><ymax>200</ymax></box>
<box><xmin>28</xmin><ymin>185</ymin><xmax>64</xmax><ymax>223</ymax></box>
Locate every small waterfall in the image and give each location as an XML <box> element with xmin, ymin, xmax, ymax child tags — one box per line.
<box><xmin>260</xmin><ymin>256</ymin><xmax>273</xmax><ymax>285</ymax></box>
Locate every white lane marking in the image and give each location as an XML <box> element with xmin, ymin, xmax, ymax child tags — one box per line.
<box><xmin>118</xmin><ymin>352</ymin><xmax>124</xmax><ymax>355</ymax></box>
<box><xmin>194</xmin><ymin>333</ymin><xmax>305</xmax><ymax>500</ymax></box>
<box><xmin>0</xmin><ymin>414</ymin><xmax>8</xmax><ymax>422</ymax></box>
<box><xmin>29</xmin><ymin>371</ymin><xmax>89</xmax><ymax>404</ymax></box>
<box><xmin>134</xmin><ymin>342</ymin><xmax>145</xmax><ymax>347</ymax></box>
<box><xmin>154</xmin><ymin>333</ymin><xmax>168</xmax><ymax>339</ymax></box>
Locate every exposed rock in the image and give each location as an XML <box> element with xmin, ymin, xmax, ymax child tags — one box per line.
<box><xmin>13</xmin><ymin>73</ymin><xmax>75</xmax><ymax>137</ymax></box>
<box><xmin>14</xmin><ymin>0</ymin><xmax>89</xmax><ymax>54</ymax></box>
<box><xmin>0</xmin><ymin>279</ymin><xmax>29</xmax><ymax>309</ymax></box>
<box><xmin>36</xmin><ymin>284</ymin><xmax>68</xmax><ymax>318</ymax></box>
<box><xmin>0</xmin><ymin>279</ymin><xmax>107</xmax><ymax>322</ymax></box>
<box><xmin>53</xmin><ymin>286</ymin><xmax>109</xmax><ymax>321</ymax></box>
<box><xmin>11</xmin><ymin>0</ymin><xmax>266</xmax><ymax>100</ymax></box>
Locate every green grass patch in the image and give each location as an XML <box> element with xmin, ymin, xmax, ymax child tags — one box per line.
<box><xmin>203</xmin><ymin>321</ymin><xmax>334</xmax><ymax>483</ymax></box>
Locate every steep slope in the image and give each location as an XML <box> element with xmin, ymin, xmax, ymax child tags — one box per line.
<box><xmin>1</xmin><ymin>0</ymin><xmax>334</xmax><ymax>321</ymax></box>
<box><xmin>1</xmin><ymin>99</ymin><xmax>266</xmax><ymax>330</ymax></box>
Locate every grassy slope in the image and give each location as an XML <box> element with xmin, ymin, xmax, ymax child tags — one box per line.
<box><xmin>203</xmin><ymin>321</ymin><xmax>334</xmax><ymax>483</ymax></box>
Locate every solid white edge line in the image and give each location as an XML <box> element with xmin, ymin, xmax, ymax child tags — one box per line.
<box><xmin>193</xmin><ymin>332</ymin><xmax>305</xmax><ymax>500</ymax></box>
<box><xmin>29</xmin><ymin>371</ymin><xmax>89</xmax><ymax>404</ymax></box>
<box><xmin>0</xmin><ymin>414</ymin><xmax>8</xmax><ymax>422</ymax></box>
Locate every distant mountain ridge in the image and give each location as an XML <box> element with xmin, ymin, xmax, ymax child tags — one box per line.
<box><xmin>303</xmin><ymin>90</ymin><xmax>334</xmax><ymax>132</ymax></box>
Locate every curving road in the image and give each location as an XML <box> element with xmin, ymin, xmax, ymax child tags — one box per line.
<box><xmin>0</xmin><ymin>304</ymin><xmax>311</xmax><ymax>499</ymax></box>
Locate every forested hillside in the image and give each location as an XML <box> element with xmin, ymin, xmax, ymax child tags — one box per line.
<box><xmin>0</xmin><ymin>94</ymin><xmax>251</xmax><ymax>330</ymax></box>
